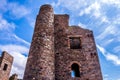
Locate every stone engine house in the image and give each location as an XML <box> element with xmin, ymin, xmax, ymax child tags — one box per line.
<box><xmin>0</xmin><ymin>51</ymin><xmax>13</xmax><ymax>80</ymax></box>
<box><xmin>23</xmin><ymin>4</ymin><xmax>103</xmax><ymax>80</ymax></box>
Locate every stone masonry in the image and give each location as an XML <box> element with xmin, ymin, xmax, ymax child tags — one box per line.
<box><xmin>0</xmin><ymin>51</ymin><xmax>13</xmax><ymax>80</ymax></box>
<box><xmin>23</xmin><ymin>4</ymin><xmax>103</xmax><ymax>80</ymax></box>
<box><xmin>9</xmin><ymin>73</ymin><xmax>18</xmax><ymax>80</ymax></box>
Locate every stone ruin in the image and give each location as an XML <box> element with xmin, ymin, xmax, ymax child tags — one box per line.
<box><xmin>23</xmin><ymin>4</ymin><xmax>103</xmax><ymax>80</ymax></box>
<box><xmin>0</xmin><ymin>51</ymin><xmax>13</xmax><ymax>80</ymax></box>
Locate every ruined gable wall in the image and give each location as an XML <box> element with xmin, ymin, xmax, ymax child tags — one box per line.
<box><xmin>54</xmin><ymin>19</ymin><xmax>103</xmax><ymax>80</ymax></box>
<box><xmin>0</xmin><ymin>51</ymin><xmax>13</xmax><ymax>80</ymax></box>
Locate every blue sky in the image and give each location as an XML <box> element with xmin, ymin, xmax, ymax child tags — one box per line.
<box><xmin>0</xmin><ymin>0</ymin><xmax>120</xmax><ymax>80</ymax></box>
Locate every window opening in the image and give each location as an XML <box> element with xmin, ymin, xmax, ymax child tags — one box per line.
<box><xmin>3</xmin><ymin>63</ymin><xmax>8</xmax><ymax>71</ymax></box>
<box><xmin>69</xmin><ymin>37</ymin><xmax>81</xmax><ymax>49</ymax></box>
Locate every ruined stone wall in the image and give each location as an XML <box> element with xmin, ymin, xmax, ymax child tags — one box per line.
<box><xmin>24</xmin><ymin>4</ymin><xmax>103</xmax><ymax>80</ymax></box>
<box><xmin>60</xmin><ymin>26</ymin><xmax>102</xmax><ymax>80</ymax></box>
<box><xmin>54</xmin><ymin>24</ymin><xmax>103</xmax><ymax>80</ymax></box>
<box><xmin>54</xmin><ymin>14</ymin><xmax>70</xmax><ymax>80</ymax></box>
<box><xmin>23</xmin><ymin>4</ymin><xmax>55</xmax><ymax>80</ymax></box>
<box><xmin>0</xmin><ymin>51</ymin><xmax>13</xmax><ymax>80</ymax></box>
<box><xmin>79</xmin><ymin>29</ymin><xmax>102</xmax><ymax>80</ymax></box>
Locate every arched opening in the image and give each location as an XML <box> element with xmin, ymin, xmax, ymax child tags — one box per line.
<box><xmin>71</xmin><ymin>63</ymin><xmax>80</xmax><ymax>77</ymax></box>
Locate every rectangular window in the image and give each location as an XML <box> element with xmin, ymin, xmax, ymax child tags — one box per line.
<box><xmin>69</xmin><ymin>37</ymin><xmax>81</xmax><ymax>49</ymax></box>
<box><xmin>3</xmin><ymin>63</ymin><xmax>8</xmax><ymax>71</ymax></box>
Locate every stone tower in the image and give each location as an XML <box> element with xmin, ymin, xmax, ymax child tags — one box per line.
<box><xmin>0</xmin><ymin>51</ymin><xmax>13</xmax><ymax>80</ymax></box>
<box><xmin>23</xmin><ymin>4</ymin><xmax>55</xmax><ymax>80</ymax></box>
<box><xmin>24</xmin><ymin>4</ymin><xmax>103</xmax><ymax>80</ymax></box>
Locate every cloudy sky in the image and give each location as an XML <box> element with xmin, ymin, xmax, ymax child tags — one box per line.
<box><xmin>0</xmin><ymin>0</ymin><xmax>120</xmax><ymax>80</ymax></box>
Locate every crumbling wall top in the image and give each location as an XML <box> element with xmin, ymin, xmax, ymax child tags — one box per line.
<box><xmin>69</xmin><ymin>25</ymin><xmax>91</xmax><ymax>31</ymax></box>
<box><xmin>1</xmin><ymin>51</ymin><xmax>13</xmax><ymax>63</ymax></box>
<box><xmin>39</xmin><ymin>4</ymin><xmax>53</xmax><ymax>14</ymax></box>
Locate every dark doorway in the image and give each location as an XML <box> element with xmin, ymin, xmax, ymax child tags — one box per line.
<box><xmin>71</xmin><ymin>63</ymin><xmax>80</xmax><ymax>77</ymax></box>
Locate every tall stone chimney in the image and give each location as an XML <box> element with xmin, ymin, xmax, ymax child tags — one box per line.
<box><xmin>23</xmin><ymin>4</ymin><xmax>55</xmax><ymax>80</ymax></box>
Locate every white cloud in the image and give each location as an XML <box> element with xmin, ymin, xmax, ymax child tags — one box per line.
<box><xmin>103</xmin><ymin>74</ymin><xmax>109</xmax><ymax>80</ymax></box>
<box><xmin>104</xmin><ymin>74</ymin><xmax>109</xmax><ymax>77</ymax></box>
<box><xmin>0</xmin><ymin>1</ymin><xmax>30</xmax><ymax>78</ymax></box>
<box><xmin>57</xmin><ymin>0</ymin><xmax>88</xmax><ymax>11</ymax></box>
<box><xmin>0</xmin><ymin>0</ymin><xmax>30</xmax><ymax>19</ymax></box>
<box><xmin>0</xmin><ymin>17</ymin><xmax>30</xmax><ymax>78</ymax></box>
<box><xmin>56</xmin><ymin>0</ymin><xmax>102</xmax><ymax>18</ymax></box>
<box><xmin>96</xmin><ymin>26</ymin><xmax>118</xmax><ymax>40</ymax></box>
<box><xmin>97</xmin><ymin>44</ymin><xmax>120</xmax><ymax>66</ymax></box>
<box><xmin>101</xmin><ymin>16</ymin><xmax>109</xmax><ymax>23</ymax></box>
<box><xmin>102</xmin><ymin>39</ymin><xmax>114</xmax><ymax>47</ymax></box>
<box><xmin>117</xmin><ymin>78</ymin><xmax>120</xmax><ymax>80</ymax></box>
<box><xmin>106</xmin><ymin>53</ymin><xmax>120</xmax><ymax>65</ymax></box>
<box><xmin>79</xmin><ymin>1</ymin><xmax>110</xmax><ymax>24</ymax></box>
<box><xmin>10</xmin><ymin>52</ymin><xmax>27</xmax><ymax>79</ymax></box>
<box><xmin>0</xmin><ymin>31</ymin><xmax>30</xmax><ymax>46</ymax></box>
<box><xmin>0</xmin><ymin>0</ymin><xmax>34</xmax><ymax>28</ymax></box>
<box><xmin>114</xmin><ymin>46</ymin><xmax>120</xmax><ymax>53</ymax></box>
<box><xmin>0</xmin><ymin>44</ymin><xmax>29</xmax><ymax>78</ymax></box>
<box><xmin>97</xmin><ymin>45</ymin><xmax>106</xmax><ymax>55</ymax></box>
<box><xmin>26</xmin><ymin>17</ymin><xmax>35</xmax><ymax>28</ymax></box>
<box><xmin>100</xmin><ymin>0</ymin><xmax>120</xmax><ymax>8</ymax></box>
<box><xmin>0</xmin><ymin>15</ymin><xmax>30</xmax><ymax>77</ymax></box>
<box><xmin>0</xmin><ymin>44</ymin><xmax>29</xmax><ymax>55</ymax></box>
<box><xmin>79</xmin><ymin>2</ymin><xmax>101</xmax><ymax>18</ymax></box>
<box><xmin>13</xmin><ymin>34</ymin><xmax>30</xmax><ymax>46</ymax></box>
<box><xmin>0</xmin><ymin>14</ymin><xmax>30</xmax><ymax>46</ymax></box>
<box><xmin>113</xmin><ymin>15</ymin><xmax>120</xmax><ymax>24</ymax></box>
<box><xmin>0</xmin><ymin>15</ymin><xmax>15</xmax><ymax>31</ymax></box>
<box><xmin>56</xmin><ymin>0</ymin><xmax>111</xmax><ymax>24</ymax></box>
<box><xmin>8</xmin><ymin>3</ymin><xmax>30</xmax><ymax>18</ymax></box>
<box><xmin>78</xmin><ymin>22</ymin><xmax>87</xmax><ymax>29</ymax></box>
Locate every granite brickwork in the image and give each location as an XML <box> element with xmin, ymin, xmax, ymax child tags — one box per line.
<box><xmin>23</xmin><ymin>4</ymin><xmax>103</xmax><ymax>80</ymax></box>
